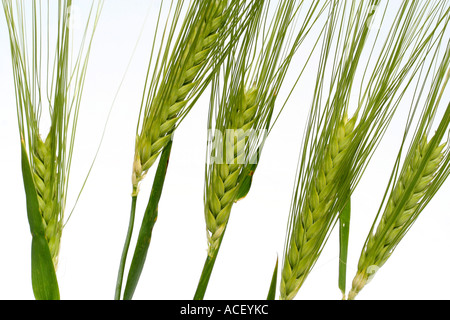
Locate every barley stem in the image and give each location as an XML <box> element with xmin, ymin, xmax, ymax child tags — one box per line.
<box><xmin>338</xmin><ymin>194</ymin><xmax>351</xmax><ymax>299</ymax></box>
<box><xmin>193</xmin><ymin>228</ymin><xmax>226</xmax><ymax>300</ymax></box>
<box><xmin>114</xmin><ymin>196</ymin><xmax>137</xmax><ymax>300</ymax></box>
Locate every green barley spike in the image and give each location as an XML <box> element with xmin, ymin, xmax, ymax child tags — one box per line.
<box><xmin>32</xmin><ymin>134</ymin><xmax>62</xmax><ymax>268</ymax></box>
<box><xmin>132</xmin><ymin>0</ymin><xmax>228</xmax><ymax>195</ymax></box>
<box><xmin>348</xmin><ymin>137</ymin><xmax>446</xmax><ymax>300</ymax></box>
<box><xmin>205</xmin><ymin>86</ymin><xmax>258</xmax><ymax>256</ymax></box>
<box><xmin>280</xmin><ymin>113</ymin><xmax>357</xmax><ymax>300</ymax></box>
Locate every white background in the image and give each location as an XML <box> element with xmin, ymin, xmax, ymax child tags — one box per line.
<box><xmin>0</xmin><ymin>1</ymin><xmax>449</xmax><ymax>300</ymax></box>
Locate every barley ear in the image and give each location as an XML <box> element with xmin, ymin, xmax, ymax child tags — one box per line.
<box><xmin>205</xmin><ymin>86</ymin><xmax>259</xmax><ymax>256</ymax></box>
<box><xmin>32</xmin><ymin>134</ymin><xmax>63</xmax><ymax>269</ymax></box>
<box><xmin>280</xmin><ymin>114</ymin><xmax>357</xmax><ymax>300</ymax></box>
<box><xmin>132</xmin><ymin>0</ymin><xmax>228</xmax><ymax>196</ymax></box>
<box><xmin>348</xmin><ymin>137</ymin><xmax>446</xmax><ymax>300</ymax></box>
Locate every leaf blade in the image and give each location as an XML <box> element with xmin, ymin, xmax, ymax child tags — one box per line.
<box><xmin>123</xmin><ymin>140</ymin><xmax>173</xmax><ymax>300</ymax></box>
<box><xmin>267</xmin><ymin>256</ymin><xmax>278</xmax><ymax>300</ymax></box>
<box><xmin>31</xmin><ymin>236</ymin><xmax>60</xmax><ymax>300</ymax></box>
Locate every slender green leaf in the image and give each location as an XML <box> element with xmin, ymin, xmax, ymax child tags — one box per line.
<box><xmin>31</xmin><ymin>236</ymin><xmax>60</xmax><ymax>300</ymax></box>
<box><xmin>234</xmin><ymin>163</ymin><xmax>257</xmax><ymax>203</ymax></box>
<box><xmin>20</xmin><ymin>140</ymin><xmax>45</xmax><ymax>237</ymax></box>
<box><xmin>267</xmin><ymin>257</ymin><xmax>278</xmax><ymax>300</ymax></box>
<box><xmin>123</xmin><ymin>140</ymin><xmax>173</xmax><ymax>300</ymax></box>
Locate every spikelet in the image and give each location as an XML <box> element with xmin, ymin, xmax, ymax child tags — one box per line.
<box><xmin>280</xmin><ymin>113</ymin><xmax>357</xmax><ymax>300</ymax></box>
<box><xmin>32</xmin><ymin>134</ymin><xmax>62</xmax><ymax>269</ymax></box>
<box><xmin>205</xmin><ymin>86</ymin><xmax>258</xmax><ymax>256</ymax></box>
<box><xmin>132</xmin><ymin>1</ymin><xmax>227</xmax><ymax>195</ymax></box>
<box><xmin>348</xmin><ymin>136</ymin><xmax>446</xmax><ymax>300</ymax></box>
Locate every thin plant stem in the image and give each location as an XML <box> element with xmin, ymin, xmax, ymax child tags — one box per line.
<box><xmin>338</xmin><ymin>195</ymin><xmax>351</xmax><ymax>299</ymax></box>
<box><xmin>114</xmin><ymin>195</ymin><xmax>138</xmax><ymax>300</ymax></box>
<box><xmin>193</xmin><ymin>229</ymin><xmax>226</xmax><ymax>300</ymax></box>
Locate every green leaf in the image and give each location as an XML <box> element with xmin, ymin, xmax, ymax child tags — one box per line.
<box><xmin>21</xmin><ymin>140</ymin><xmax>59</xmax><ymax>300</ymax></box>
<box><xmin>20</xmin><ymin>140</ymin><xmax>44</xmax><ymax>237</ymax></box>
<box><xmin>338</xmin><ymin>195</ymin><xmax>351</xmax><ymax>299</ymax></box>
<box><xmin>234</xmin><ymin>163</ymin><xmax>257</xmax><ymax>203</ymax></box>
<box><xmin>267</xmin><ymin>256</ymin><xmax>278</xmax><ymax>300</ymax></box>
<box><xmin>31</xmin><ymin>236</ymin><xmax>60</xmax><ymax>300</ymax></box>
<box><xmin>123</xmin><ymin>140</ymin><xmax>173</xmax><ymax>300</ymax></box>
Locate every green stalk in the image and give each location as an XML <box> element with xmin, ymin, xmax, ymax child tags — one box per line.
<box><xmin>123</xmin><ymin>141</ymin><xmax>173</xmax><ymax>300</ymax></box>
<box><xmin>114</xmin><ymin>196</ymin><xmax>137</xmax><ymax>300</ymax></box>
<box><xmin>194</xmin><ymin>254</ymin><xmax>218</xmax><ymax>300</ymax></box>
<box><xmin>194</xmin><ymin>229</ymin><xmax>226</xmax><ymax>300</ymax></box>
